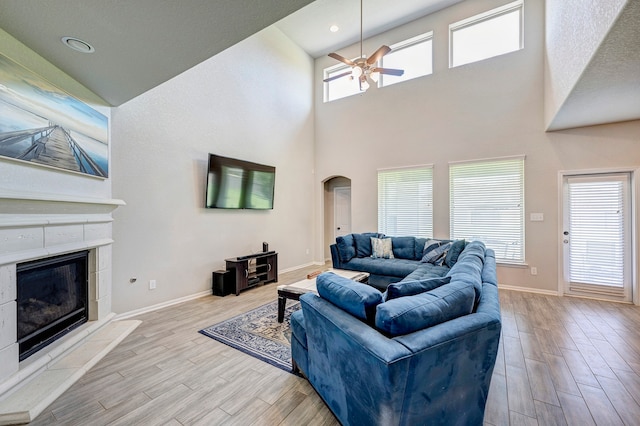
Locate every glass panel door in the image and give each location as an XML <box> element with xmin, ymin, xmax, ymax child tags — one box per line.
<box><xmin>562</xmin><ymin>173</ymin><xmax>632</xmax><ymax>301</ymax></box>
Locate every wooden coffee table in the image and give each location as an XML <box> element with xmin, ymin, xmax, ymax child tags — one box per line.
<box><xmin>277</xmin><ymin>269</ymin><xmax>369</xmax><ymax>322</ymax></box>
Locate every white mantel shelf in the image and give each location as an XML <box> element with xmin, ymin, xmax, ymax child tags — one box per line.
<box><xmin>0</xmin><ymin>190</ymin><xmax>125</xmax><ymax>217</ymax></box>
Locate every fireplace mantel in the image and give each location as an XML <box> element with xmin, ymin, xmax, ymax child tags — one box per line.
<box><xmin>0</xmin><ymin>189</ymin><xmax>125</xmax><ymax>415</ymax></box>
<box><xmin>0</xmin><ymin>190</ymin><xmax>125</xmax><ymax>217</ymax></box>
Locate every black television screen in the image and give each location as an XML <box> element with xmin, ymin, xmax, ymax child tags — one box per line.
<box><xmin>205</xmin><ymin>154</ymin><xmax>275</xmax><ymax>209</ymax></box>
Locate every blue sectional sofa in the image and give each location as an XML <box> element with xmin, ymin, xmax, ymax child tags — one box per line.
<box><xmin>330</xmin><ymin>232</ymin><xmax>466</xmax><ymax>289</ymax></box>
<box><xmin>291</xmin><ymin>240</ymin><xmax>501</xmax><ymax>425</ymax></box>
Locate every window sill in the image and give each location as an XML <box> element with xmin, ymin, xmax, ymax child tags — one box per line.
<box><xmin>497</xmin><ymin>262</ymin><xmax>528</xmax><ymax>268</ymax></box>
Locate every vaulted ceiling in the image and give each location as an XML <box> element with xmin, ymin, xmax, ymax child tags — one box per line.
<box><xmin>0</xmin><ymin>0</ymin><xmax>637</xmax><ymax>130</ymax></box>
<box><xmin>0</xmin><ymin>0</ymin><xmax>459</xmax><ymax>106</ymax></box>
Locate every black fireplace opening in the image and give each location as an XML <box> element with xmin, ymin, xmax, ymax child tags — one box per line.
<box><xmin>17</xmin><ymin>251</ymin><xmax>89</xmax><ymax>361</ymax></box>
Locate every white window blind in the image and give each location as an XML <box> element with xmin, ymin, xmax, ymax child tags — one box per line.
<box><xmin>378</xmin><ymin>166</ymin><xmax>433</xmax><ymax>238</ymax></box>
<box><xmin>567</xmin><ymin>175</ymin><xmax>627</xmax><ymax>288</ymax></box>
<box><xmin>450</xmin><ymin>157</ymin><xmax>524</xmax><ymax>263</ymax></box>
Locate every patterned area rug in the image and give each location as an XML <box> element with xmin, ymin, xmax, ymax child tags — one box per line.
<box><xmin>199</xmin><ymin>300</ymin><xmax>300</xmax><ymax>373</ymax></box>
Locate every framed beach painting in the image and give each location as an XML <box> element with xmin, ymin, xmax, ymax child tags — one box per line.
<box><xmin>0</xmin><ymin>53</ymin><xmax>108</xmax><ymax>178</ymax></box>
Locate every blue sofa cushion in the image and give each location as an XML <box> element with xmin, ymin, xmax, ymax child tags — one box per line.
<box><xmin>445</xmin><ymin>239</ymin><xmax>466</xmax><ymax>267</ymax></box>
<box><xmin>290</xmin><ymin>310</ymin><xmax>307</xmax><ymax>349</ymax></box>
<box><xmin>371</xmin><ymin>237</ymin><xmax>394</xmax><ymax>259</ymax></box>
<box><xmin>447</xmin><ymin>241</ymin><xmax>486</xmax><ymax>306</ymax></box>
<box><xmin>317</xmin><ymin>272</ymin><xmax>383</xmax><ymax>324</ymax></box>
<box><xmin>375</xmin><ymin>281</ymin><xmax>475</xmax><ymax>336</ymax></box>
<box><xmin>353</xmin><ymin>232</ymin><xmax>382</xmax><ymax>257</ymax></box>
<box><xmin>335</xmin><ymin>234</ymin><xmax>356</xmax><ymax>262</ymax></box>
<box><xmin>403</xmin><ymin>263</ymin><xmax>450</xmax><ymax>281</ymax></box>
<box><xmin>346</xmin><ymin>257</ymin><xmax>421</xmax><ymax>278</ymax></box>
<box><xmin>482</xmin><ymin>250</ymin><xmax>498</xmax><ymax>286</ymax></box>
<box><xmin>390</xmin><ymin>236</ymin><xmax>415</xmax><ymax>259</ymax></box>
<box><xmin>413</xmin><ymin>237</ymin><xmax>427</xmax><ymax>259</ymax></box>
<box><xmin>386</xmin><ymin>276</ymin><xmax>452</xmax><ymax>300</ymax></box>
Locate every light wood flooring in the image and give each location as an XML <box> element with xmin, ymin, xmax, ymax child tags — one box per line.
<box><xmin>29</xmin><ymin>265</ymin><xmax>640</xmax><ymax>425</ymax></box>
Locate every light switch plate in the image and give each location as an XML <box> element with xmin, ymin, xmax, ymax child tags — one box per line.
<box><xmin>530</xmin><ymin>213</ymin><xmax>544</xmax><ymax>222</ymax></box>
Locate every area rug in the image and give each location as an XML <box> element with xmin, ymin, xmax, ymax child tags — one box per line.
<box><xmin>199</xmin><ymin>300</ymin><xmax>300</xmax><ymax>373</ymax></box>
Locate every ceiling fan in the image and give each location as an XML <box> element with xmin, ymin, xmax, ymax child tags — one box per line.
<box><xmin>323</xmin><ymin>0</ymin><xmax>404</xmax><ymax>91</ymax></box>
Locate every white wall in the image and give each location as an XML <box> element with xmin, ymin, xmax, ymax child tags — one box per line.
<box><xmin>111</xmin><ymin>27</ymin><xmax>315</xmax><ymax>314</ymax></box>
<box><xmin>313</xmin><ymin>0</ymin><xmax>640</xmax><ymax>294</ymax></box>
<box><xmin>0</xmin><ymin>29</ymin><xmax>112</xmax><ymax>199</ymax></box>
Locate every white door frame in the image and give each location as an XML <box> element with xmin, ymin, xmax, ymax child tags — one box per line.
<box><xmin>557</xmin><ymin>167</ymin><xmax>638</xmax><ymax>304</ymax></box>
<box><xmin>333</xmin><ymin>186</ymin><xmax>351</xmax><ymax>241</ymax></box>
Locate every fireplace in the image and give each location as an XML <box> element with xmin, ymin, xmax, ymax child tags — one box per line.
<box><xmin>17</xmin><ymin>251</ymin><xmax>89</xmax><ymax>361</ymax></box>
<box><xmin>0</xmin><ymin>191</ymin><xmax>124</xmax><ymax>418</ymax></box>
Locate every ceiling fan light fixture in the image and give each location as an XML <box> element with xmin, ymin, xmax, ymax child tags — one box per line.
<box><xmin>325</xmin><ymin>0</ymin><xmax>404</xmax><ymax>93</ymax></box>
<box><xmin>61</xmin><ymin>37</ymin><xmax>95</xmax><ymax>53</ymax></box>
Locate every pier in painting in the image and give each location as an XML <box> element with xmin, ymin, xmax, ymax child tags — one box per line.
<box><xmin>0</xmin><ymin>125</ymin><xmax>106</xmax><ymax>178</ymax></box>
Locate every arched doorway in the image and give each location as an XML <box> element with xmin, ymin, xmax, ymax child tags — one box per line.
<box><xmin>323</xmin><ymin>176</ymin><xmax>352</xmax><ymax>261</ymax></box>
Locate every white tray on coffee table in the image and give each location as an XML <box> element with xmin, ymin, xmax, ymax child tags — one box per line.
<box><xmin>276</xmin><ymin>269</ymin><xmax>369</xmax><ymax>323</ymax></box>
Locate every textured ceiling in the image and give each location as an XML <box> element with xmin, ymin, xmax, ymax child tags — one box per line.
<box><xmin>547</xmin><ymin>0</ymin><xmax>640</xmax><ymax>130</ymax></box>
<box><xmin>0</xmin><ymin>0</ymin><xmax>637</xmax><ymax>129</ymax></box>
<box><xmin>275</xmin><ymin>0</ymin><xmax>464</xmax><ymax>58</ymax></box>
<box><xmin>0</xmin><ymin>0</ymin><xmax>459</xmax><ymax>107</ymax></box>
<box><xmin>0</xmin><ymin>0</ymin><xmax>315</xmax><ymax>106</ymax></box>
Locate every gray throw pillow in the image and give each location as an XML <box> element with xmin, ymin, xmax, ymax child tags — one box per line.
<box><xmin>371</xmin><ymin>237</ymin><xmax>394</xmax><ymax>259</ymax></box>
<box><xmin>421</xmin><ymin>242</ymin><xmax>452</xmax><ymax>265</ymax></box>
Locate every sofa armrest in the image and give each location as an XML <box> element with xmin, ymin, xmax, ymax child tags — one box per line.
<box><xmin>300</xmin><ymin>292</ymin><xmax>413</xmax><ymax>425</ymax></box>
<box><xmin>329</xmin><ymin>244</ymin><xmax>342</xmax><ymax>269</ymax></box>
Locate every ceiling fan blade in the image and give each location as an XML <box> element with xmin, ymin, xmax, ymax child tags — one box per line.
<box><xmin>323</xmin><ymin>71</ymin><xmax>352</xmax><ymax>83</ymax></box>
<box><xmin>366</xmin><ymin>45</ymin><xmax>391</xmax><ymax>65</ymax></box>
<box><xmin>328</xmin><ymin>52</ymin><xmax>356</xmax><ymax>67</ymax></box>
<box><xmin>373</xmin><ymin>67</ymin><xmax>405</xmax><ymax>76</ymax></box>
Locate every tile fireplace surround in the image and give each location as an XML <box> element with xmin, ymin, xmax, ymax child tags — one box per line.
<box><xmin>0</xmin><ymin>190</ymin><xmax>125</xmax><ymax>411</ymax></box>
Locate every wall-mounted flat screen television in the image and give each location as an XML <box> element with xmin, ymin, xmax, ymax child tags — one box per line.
<box><xmin>205</xmin><ymin>154</ymin><xmax>275</xmax><ymax>209</ymax></box>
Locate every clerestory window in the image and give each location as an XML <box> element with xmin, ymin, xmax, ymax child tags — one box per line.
<box><xmin>449</xmin><ymin>0</ymin><xmax>524</xmax><ymax>68</ymax></box>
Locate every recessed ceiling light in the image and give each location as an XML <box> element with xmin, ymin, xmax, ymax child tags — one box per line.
<box><xmin>61</xmin><ymin>37</ymin><xmax>95</xmax><ymax>53</ymax></box>
<box><xmin>329</xmin><ymin>25</ymin><xmax>339</xmax><ymax>33</ymax></box>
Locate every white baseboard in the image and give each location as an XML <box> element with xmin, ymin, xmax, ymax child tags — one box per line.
<box><xmin>279</xmin><ymin>261</ymin><xmax>324</xmax><ymax>274</ymax></box>
<box><xmin>114</xmin><ymin>290</ymin><xmax>211</xmax><ymax>320</ymax></box>
<box><xmin>498</xmin><ymin>283</ymin><xmax>559</xmax><ymax>296</ymax></box>
<box><xmin>115</xmin><ymin>261</ymin><xmax>329</xmax><ymax>320</ymax></box>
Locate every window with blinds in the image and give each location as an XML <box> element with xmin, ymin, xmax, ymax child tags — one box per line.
<box><xmin>450</xmin><ymin>157</ymin><xmax>524</xmax><ymax>263</ymax></box>
<box><xmin>565</xmin><ymin>174</ymin><xmax>630</xmax><ymax>295</ymax></box>
<box><xmin>378</xmin><ymin>166</ymin><xmax>433</xmax><ymax>238</ymax></box>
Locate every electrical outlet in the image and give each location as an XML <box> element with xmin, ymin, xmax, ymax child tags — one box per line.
<box><xmin>530</xmin><ymin>267</ymin><xmax>537</xmax><ymax>276</ymax></box>
<box><xmin>306</xmin><ymin>248</ymin><xmax>310</xmax><ymax>255</ymax></box>
<box><xmin>149</xmin><ymin>279</ymin><xmax>157</xmax><ymax>290</ymax></box>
